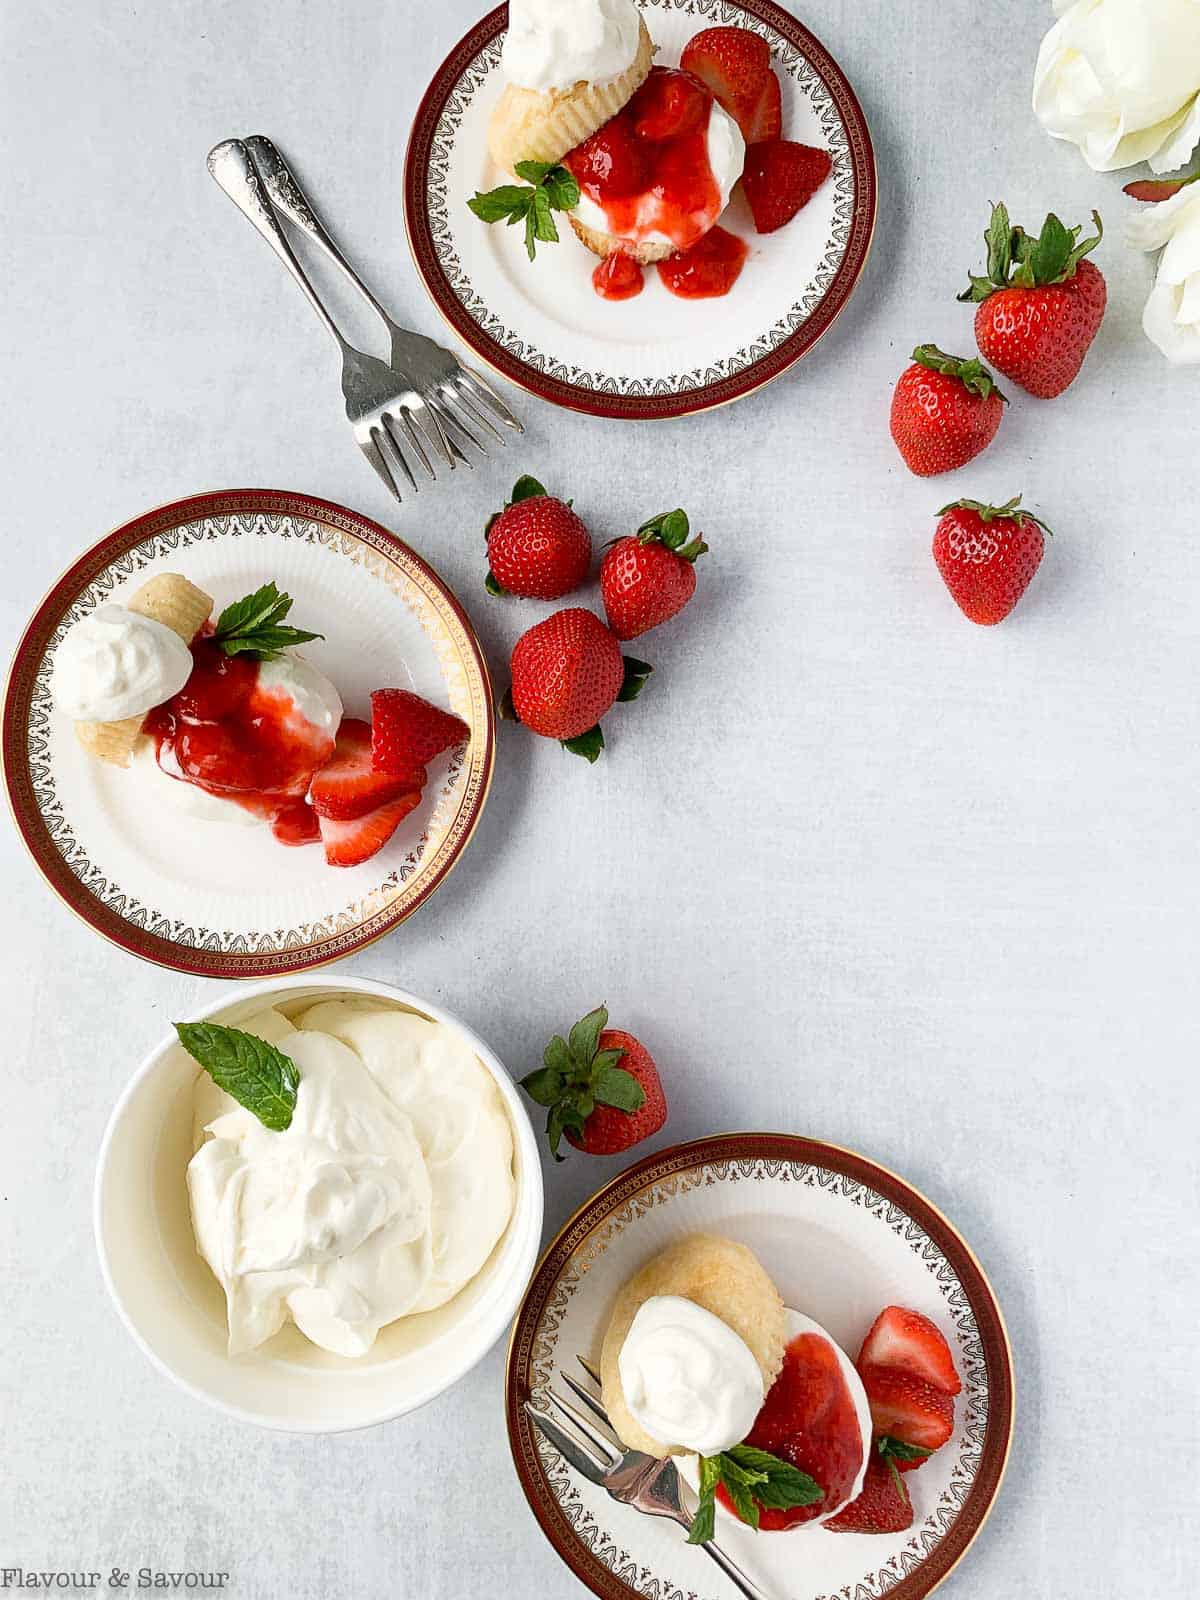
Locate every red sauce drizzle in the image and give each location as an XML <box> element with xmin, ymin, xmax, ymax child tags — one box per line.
<box><xmin>716</xmin><ymin>1331</ymin><xmax>865</xmax><ymax>1530</ymax></box>
<box><xmin>144</xmin><ymin>636</ymin><xmax>334</xmax><ymax>847</ymax></box>
<box><xmin>657</xmin><ymin>225</ymin><xmax>748</xmax><ymax>300</ymax></box>
<box><xmin>592</xmin><ymin>252</ymin><xmax>645</xmax><ymax>301</ymax></box>
<box><xmin>566</xmin><ymin>67</ymin><xmax>728</xmax><ymax>264</ymax></box>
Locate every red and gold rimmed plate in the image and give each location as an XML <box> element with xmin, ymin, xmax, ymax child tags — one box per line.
<box><xmin>3</xmin><ymin>490</ymin><xmax>495</xmax><ymax>977</ymax></box>
<box><xmin>506</xmin><ymin>1133</ymin><xmax>1013</xmax><ymax>1600</ymax></box>
<box><xmin>405</xmin><ymin>1</ymin><xmax>877</xmax><ymax>421</ymax></box>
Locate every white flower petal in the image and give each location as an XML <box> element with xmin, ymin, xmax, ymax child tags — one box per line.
<box><xmin>1157</xmin><ymin>207</ymin><xmax>1200</xmax><ymax>282</ymax></box>
<box><xmin>1034</xmin><ymin>0</ymin><xmax>1200</xmax><ymax>171</ymax></box>
<box><xmin>1148</xmin><ymin>91</ymin><xmax>1200</xmax><ymax>171</ymax></box>
<box><xmin>1143</xmin><ymin>277</ymin><xmax>1200</xmax><ymax>362</ymax></box>
<box><xmin>1124</xmin><ymin>183</ymin><xmax>1200</xmax><ymax>252</ymax></box>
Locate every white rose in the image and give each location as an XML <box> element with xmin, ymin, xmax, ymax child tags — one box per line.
<box><xmin>1034</xmin><ymin>0</ymin><xmax>1200</xmax><ymax>173</ymax></box>
<box><xmin>1127</xmin><ymin>183</ymin><xmax>1200</xmax><ymax>361</ymax></box>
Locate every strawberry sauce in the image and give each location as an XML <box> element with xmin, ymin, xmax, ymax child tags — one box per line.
<box><xmin>592</xmin><ymin>252</ymin><xmax>645</xmax><ymax>301</ymax></box>
<box><xmin>717</xmin><ymin>1331</ymin><xmax>865</xmax><ymax>1530</ymax></box>
<box><xmin>657</xmin><ymin>225</ymin><xmax>748</xmax><ymax>300</ymax></box>
<box><xmin>566</xmin><ymin>66</ymin><xmax>738</xmax><ymax>287</ymax></box>
<box><xmin>145</xmin><ymin>637</ymin><xmax>334</xmax><ymax>847</ymax></box>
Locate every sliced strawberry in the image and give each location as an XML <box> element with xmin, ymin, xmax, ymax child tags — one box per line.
<box><xmin>680</xmin><ymin>26</ymin><xmax>782</xmax><ymax>144</ymax></box>
<box><xmin>858</xmin><ymin>1307</ymin><xmax>962</xmax><ymax>1396</ymax></box>
<box><xmin>309</xmin><ymin>718</ymin><xmax>423</xmax><ymax>821</ymax></box>
<box><xmin>370</xmin><ymin>689</ymin><xmax>469</xmax><ymax>780</ymax></box>
<box><xmin>824</xmin><ymin>1449</ymin><xmax>913</xmax><ymax>1535</ymax></box>
<box><xmin>741</xmin><ymin>140</ymin><xmax>832</xmax><ymax>234</ymax></box>
<box><xmin>859</xmin><ymin>1365</ymin><xmax>955</xmax><ymax>1455</ymax></box>
<box><xmin>319</xmin><ymin>791</ymin><xmax>421</xmax><ymax>868</ymax></box>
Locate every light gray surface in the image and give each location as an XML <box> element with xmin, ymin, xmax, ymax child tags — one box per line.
<box><xmin>1</xmin><ymin>0</ymin><xmax>1197</xmax><ymax>1595</ymax></box>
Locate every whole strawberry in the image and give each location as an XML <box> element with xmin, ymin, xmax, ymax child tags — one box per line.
<box><xmin>486</xmin><ymin>475</ymin><xmax>592</xmax><ymax>600</ymax></box>
<box><xmin>933</xmin><ymin>496</ymin><xmax>1050</xmax><ymax>625</ymax></box>
<box><xmin>960</xmin><ymin>204</ymin><xmax>1106</xmax><ymax>398</ymax></box>
<box><xmin>520</xmin><ymin>1005</ymin><xmax>668</xmax><ymax>1160</ymax></box>
<box><xmin>505</xmin><ymin>607</ymin><xmax>651</xmax><ymax>761</ymax></box>
<box><xmin>601</xmin><ymin>509</ymin><xmax>707</xmax><ymax>642</ymax></box>
<box><xmin>486</xmin><ymin>476</ymin><xmax>595</xmax><ymax>601</ymax></box>
<box><xmin>890</xmin><ymin>345</ymin><xmax>1006</xmax><ymax>477</ymax></box>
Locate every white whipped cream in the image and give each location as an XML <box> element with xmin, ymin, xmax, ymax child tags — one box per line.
<box><xmin>50</xmin><ymin>604</ymin><xmax>193</xmax><ymax>723</ymax></box>
<box><xmin>188</xmin><ymin>1005</ymin><xmax>515</xmax><ymax>1357</ymax></box>
<box><xmin>502</xmin><ymin>0</ymin><xmax>642</xmax><ymax>93</ymax></box>
<box><xmin>257</xmin><ymin>653</ymin><xmax>343</xmax><ymax>739</ymax></box>
<box><xmin>618</xmin><ymin>1295</ymin><xmax>764</xmax><ymax>1455</ymax></box>
<box><xmin>571</xmin><ymin>99</ymin><xmax>746</xmax><ymax>250</ymax></box>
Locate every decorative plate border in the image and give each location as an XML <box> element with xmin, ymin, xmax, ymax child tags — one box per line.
<box><xmin>2</xmin><ymin>490</ymin><xmax>496</xmax><ymax>978</ymax></box>
<box><xmin>404</xmin><ymin>0</ymin><xmax>878</xmax><ymax>421</ymax></box>
<box><xmin>506</xmin><ymin>1134</ymin><xmax>1014</xmax><ymax>1600</ymax></box>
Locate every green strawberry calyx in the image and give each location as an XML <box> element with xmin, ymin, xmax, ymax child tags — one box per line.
<box><xmin>635</xmin><ymin>508</ymin><xmax>708</xmax><ymax>564</ymax></box>
<box><xmin>911</xmin><ymin>344</ymin><xmax>1007</xmax><ymax>404</ymax></box>
<box><xmin>959</xmin><ymin>203</ymin><xmax>1103</xmax><ymax>303</ymax></box>
<box><xmin>876</xmin><ymin>1435</ymin><xmax>933</xmax><ymax>1496</ymax></box>
<box><xmin>519</xmin><ymin>1005</ymin><xmax>646</xmax><ymax>1161</ymax></box>
<box><xmin>938</xmin><ymin>494</ymin><xmax>1054</xmax><ymax>538</ymax></box>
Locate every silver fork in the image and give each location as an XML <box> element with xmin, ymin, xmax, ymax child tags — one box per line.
<box><xmin>525</xmin><ymin>1356</ymin><xmax>771</xmax><ymax>1600</ymax></box>
<box><xmin>206</xmin><ymin>137</ymin><xmax>520</xmax><ymax>504</ymax></box>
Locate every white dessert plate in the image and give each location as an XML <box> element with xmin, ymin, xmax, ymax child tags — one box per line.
<box><xmin>405</xmin><ymin>0</ymin><xmax>877</xmax><ymax>420</ymax></box>
<box><xmin>506</xmin><ymin>1134</ymin><xmax>1013</xmax><ymax>1600</ymax></box>
<box><xmin>3</xmin><ymin>490</ymin><xmax>495</xmax><ymax>977</ymax></box>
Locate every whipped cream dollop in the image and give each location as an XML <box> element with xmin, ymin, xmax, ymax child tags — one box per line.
<box><xmin>257</xmin><ymin>653</ymin><xmax>343</xmax><ymax>739</ymax></box>
<box><xmin>188</xmin><ymin>1003</ymin><xmax>515</xmax><ymax>1358</ymax></box>
<box><xmin>570</xmin><ymin>99</ymin><xmax>746</xmax><ymax>249</ymax></box>
<box><xmin>618</xmin><ymin>1295</ymin><xmax>764</xmax><ymax>1456</ymax></box>
<box><xmin>502</xmin><ymin>0</ymin><xmax>642</xmax><ymax>93</ymax></box>
<box><xmin>50</xmin><ymin>604</ymin><xmax>193</xmax><ymax>722</ymax></box>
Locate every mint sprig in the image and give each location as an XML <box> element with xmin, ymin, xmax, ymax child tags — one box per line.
<box><xmin>468</xmin><ymin>163</ymin><xmax>581</xmax><ymax>261</ymax></box>
<box><xmin>519</xmin><ymin>1004</ymin><xmax>645</xmax><ymax>1160</ymax></box>
<box><xmin>175</xmin><ymin>1021</ymin><xmax>300</xmax><ymax>1132</ymax></box>
<box><xmin>876</xmin><ymin>1434</ymin><xmax>933</xmax><ymax>1493</ymax></box>
<box><xmin>212</xmin><ymin>581</ymin><xmax>323</xmax><ymax>661</ymax></box>
<box><xmin>686</xmin><ymin>1445</ymin><xmax>822</xmax><ymax>1543</ymax></box>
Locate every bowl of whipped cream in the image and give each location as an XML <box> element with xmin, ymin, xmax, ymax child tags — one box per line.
<box><xmin>94</xmin><ymin>976</ymin><xmax>544</xmax><ymax>1431</ymax></box>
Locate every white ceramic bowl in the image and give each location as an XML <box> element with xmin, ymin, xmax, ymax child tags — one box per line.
<box><xmin>94</xmin><ymin>975</ymin><xmax>544</xmax><ymax>1433</ymax></box>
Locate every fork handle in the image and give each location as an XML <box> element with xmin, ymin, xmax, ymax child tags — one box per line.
<box><xmin>693</xmin><ymin>1536</ymin><xmax>773</xmax><ymax>1600</ymax></box>
<box><xmin>206</xmin><ymin>139</ymin><xmax>347</xmax><ymax>351</ymax></box>
<box><xmin>244</xmin><ymin>135</ymin><xmax>393</xmax><ymax>328</ymax></box>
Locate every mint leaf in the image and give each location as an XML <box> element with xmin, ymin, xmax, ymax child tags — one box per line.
<box><xmin>470</xmin><ymin>165</ymin><xmax>579</xmax><ymax>262</ymax></box>
<box><xmin>468</xmin><ymin>185</ymin><xmax>533</xmax><ymax>225</ymax></box>
<box><xmin>878</xmin><ymin>1435</ymin><xmax>933</xmax><ymax>1464</ymax></box>
<box><xmin>718</xmin><ymin>1461</ymin><xmax>761</xmax><ymax>1529</ymax></box>
<box><xmin>562</xmin><ymin>725</ymin><xmax>605</xmax><ymax>762</ymax></box>
<box><xmin>175</xmin><ymin>1021</ymin><xmax>299</xmax><ymax>1132</ymax></box>
<box><xmin>687</xmin><ymin>1456</ymin><xmax>722</xmax><ymax>1544</ymax></box>
<box><xmin>717</xmin><ymin>1446</ymin><xmax>823</xmax><ymax>1519</ymax></box>
<box><xmin>592</xmin><ymin>1064</ymin><xmax>645</xmax><ymax>1114</ymax></box>
<box><xmin>212</xmin><ymin>581</ymin><xmax>323</xmax><ymax>661</ymax></box>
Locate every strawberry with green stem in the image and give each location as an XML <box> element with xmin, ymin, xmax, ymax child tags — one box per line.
<box><xmin>933</xmin><ymin>495</ymin><xmax>1051</xmax><ymax>626</ymax></box>
<box><xmin>468</xmin><ymin>162</ymin><xmax>581</xmax><ymax>261</ymax></box>
<box><xmin>485</xmin><ymin>474</ymin><xmax>592</xmax><ymax>600</ymax></box>
<box><xmin>520</xmin><ymin>1005</ymin><xmax>667</xmax><ymax>1159</ymax></box>
<box><xmin>960</xmin><ymin>203</ymin><xmax>1106</xmax><ymax>398</ymax></box>
<box><xmin>600</xmin><ymin>509</ymin><xmax>708</xmax><ymax>641</ymax></box>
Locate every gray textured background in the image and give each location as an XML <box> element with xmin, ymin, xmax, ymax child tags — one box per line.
<box><xmin>2</xmin><ymin>1</ymin><xmax>1198</xmax><ymax>1595</ymax></box>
